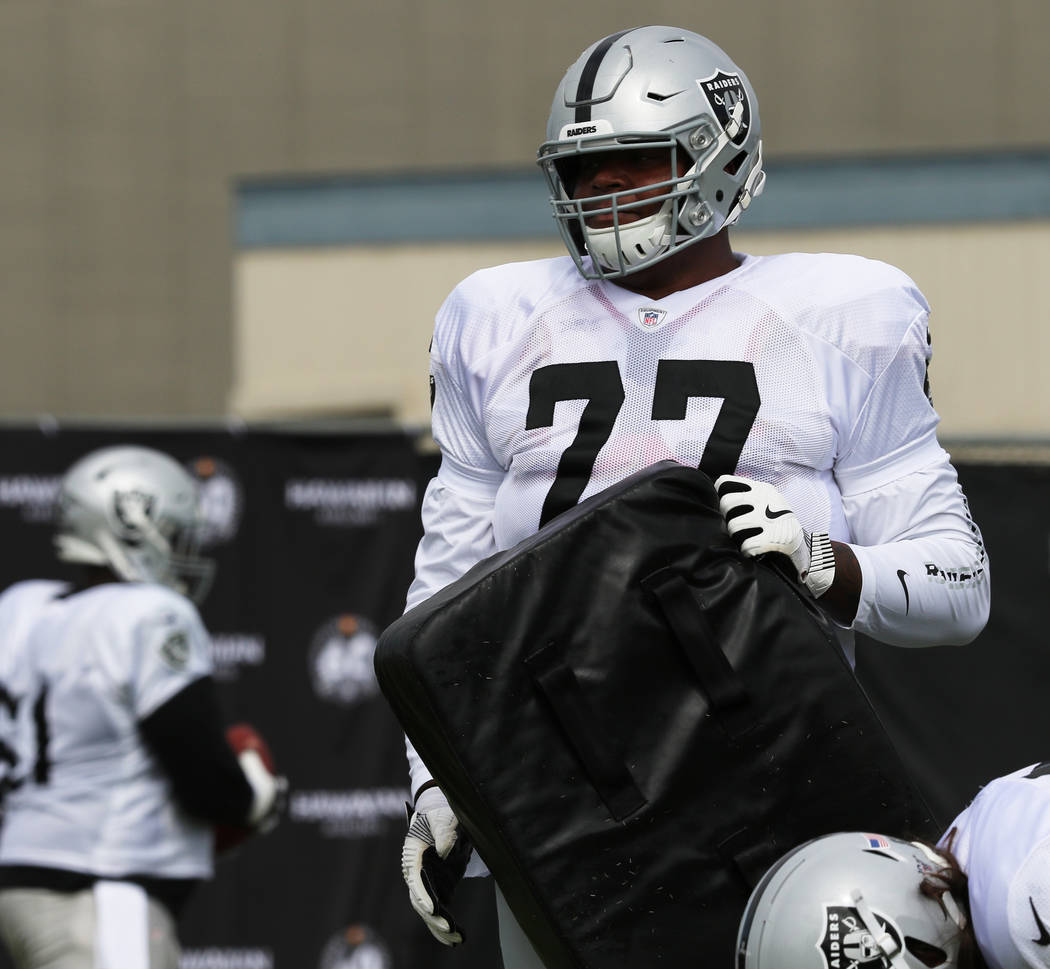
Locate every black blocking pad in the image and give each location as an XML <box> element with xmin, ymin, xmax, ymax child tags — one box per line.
<box><xmin>375</xmin><ymin>461</ymin><xmax>935</xmax><ymax>969</ymax></box>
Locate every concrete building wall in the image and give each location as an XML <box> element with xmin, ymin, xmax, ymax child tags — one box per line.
<box><xmin>231</xmin><ymin>220</ymin><xmax>1050</xmax><ymax>439</ymax></box>
<box><xmin>1</xmin><ymin>0</ymin><xmax>1047</xmax><ymax>422</ymax></box>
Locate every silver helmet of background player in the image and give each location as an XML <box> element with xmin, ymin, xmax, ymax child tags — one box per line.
<box><xmin>538</xmin><ymin>25</ymin><xmax>765</xmax><ymax>280</ymax></box>
<box><xmin>54</xmin><ymin>445</ymin><xmax>215</xmax><ymax>602</ymax></box>
<box><xmin>737</xmin><ymin>832</ymin><xmax>967</xmax><ymax>969</ymax></box>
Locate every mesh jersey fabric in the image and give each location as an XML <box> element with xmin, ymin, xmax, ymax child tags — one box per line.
<box><xmin>429</xmin><ymin>251</ymin><xmax>942</xmax><ymax>552</ymax></box>
<box><xmin>0</xmin><ymin>581</ymin><xmax>215</xmax><ymax>880</ymax></box>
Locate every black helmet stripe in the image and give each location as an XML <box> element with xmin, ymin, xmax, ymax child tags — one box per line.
<box><xmin>574</xmin><ymin>29</ymin><xmax>633</xmax><ymax>123</ymax></box>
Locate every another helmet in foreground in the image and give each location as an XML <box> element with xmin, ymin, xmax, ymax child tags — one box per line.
<box><xmin>55</xmin><ymin>445</ymin><xmax>215</xmax><ymax>602</ymax></box>
<box><xmin>737</xmin><ymin>832</ymin><xmax>967</xmax><ymax>969</ymax></box>
<box><xmin>537</xmin><ymin>25</ymin><xmax>766</xmax><ymax>280</ymax></box>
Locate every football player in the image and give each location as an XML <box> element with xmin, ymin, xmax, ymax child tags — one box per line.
<box><xmin>398</xmin><ymin>26</ymin><xmax>990</xmax><ymax>968</ymax></box>
<box><xmin>0</xmin><ymin>446</ymin><xmax>283</xmax><ymax>969</ymax></box>
<box><xmin>736</xmin><ymin>761</ymin><xmax>1050</xmax><ymax>969</ymax></box>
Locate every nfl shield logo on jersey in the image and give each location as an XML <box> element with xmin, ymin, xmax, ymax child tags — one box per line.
<box><xmin>637</xmin><ymin>307</ymin><xmax>668</xmax><ymax>331</ymax></box>
<box><xmin>697</xmin><ymin>70</ymin><xmax>752</xmax><ymax>146</ymax></box>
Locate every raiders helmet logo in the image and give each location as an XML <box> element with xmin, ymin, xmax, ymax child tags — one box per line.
<box><xmin>113</xmin><ymin>490</ymin><xmax>155</xmax><ymax>533</ymax></box>
<box><xmin>697</xmin><ymin>70</ymin><xmax>751</xmax><ymax>147</ymax></box>
<box><xmin>818</xmin><ymin>905</ymin><xmax>903</xmax><ymax>969</ymax></box>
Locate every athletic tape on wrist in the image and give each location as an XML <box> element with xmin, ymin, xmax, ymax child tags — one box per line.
<box><xmin>804</xmin><ymin>531</ymin><xmax>836</xmax><ymax>599</ymax></box>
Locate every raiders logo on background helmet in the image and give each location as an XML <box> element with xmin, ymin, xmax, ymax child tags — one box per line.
<box><xmin>819</xmin><ymin>905</ymin><xmax>903</xmax><ymax>969</ymax></box>
<box><xmin>112</xmin><ymin>489</ymin><xmax>156</xmax><ymax>533</ymax></box>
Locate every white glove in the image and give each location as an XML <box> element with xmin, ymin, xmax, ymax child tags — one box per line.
<box><xmin>401</xmin><ymin>786</ymin><xmax>470</xmax><ymax>946</ymax></box>
<box><xmin>239</xmin><ymin>749</ymin><xmax>287</xmax><ymax>834</ymax></box>
<box><xmin>715</xmin><ymin>475</ymin><xmax>836</xmax><ymax>598</ymax></box>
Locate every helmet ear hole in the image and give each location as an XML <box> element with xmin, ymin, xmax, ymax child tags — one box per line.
<box><xmin>723</xmin><ymin>150</ymin><xmax>748</xmax><ymax>175</ymax></box>
<box><xmin>904</xmin><ymin>936</ymin><xmax>948</xmax><ymax>967</ymax></box>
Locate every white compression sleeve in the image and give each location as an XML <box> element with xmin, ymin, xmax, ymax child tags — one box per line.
<box><xmin>843</xmin><ymin>457</ymin><xmax>989</xmax><ymax>646</ymax></box>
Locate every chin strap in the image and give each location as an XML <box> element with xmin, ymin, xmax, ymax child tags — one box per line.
<box><xmin>715</xmin><ymin>99</ymin><xmax>766</xmax><ymax>228</ymax></box>
<box><xmin>910</xmin><ymin>841</ymin><xmax>969</xmax><ymax>931</ymax></box>
<box><xmin>850</xmin><ymin>889</ymin><xmax>908</xmax><ymax>968</ymax></box>
<box><xmin>724</xmin><ymin>141</ymin><xmax>766</xmax><ymax>226</ymax></box>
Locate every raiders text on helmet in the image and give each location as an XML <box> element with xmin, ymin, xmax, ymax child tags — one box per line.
<box><xmin>537</xmin><ymin>26</ymin><xmax>766</xmax><ymax>280</ymax></box>
<box><xmin>737</xmin><ymin>832</ymin><xmax>967</xmax><ymax>969</ymax></box>
<box><xmin>54</xmin><ymin>445</ymin><xmax>215</xmax><ymax>602</ymax></box>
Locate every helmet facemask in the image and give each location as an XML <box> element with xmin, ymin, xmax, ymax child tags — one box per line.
<box><xmin>104</xmin><ymin>499</ymin><xmax>215</xmax><ymax>604</ymax></box>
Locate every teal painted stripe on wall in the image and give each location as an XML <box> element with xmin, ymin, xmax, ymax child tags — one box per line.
<box><xmin>236</xmin><ymin>152</ymin><xmax>1050</xmax><ymax>249</ymax></box>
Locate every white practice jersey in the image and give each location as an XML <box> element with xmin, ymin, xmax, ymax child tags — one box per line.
<box><xmin>942</xmin><ymin>763</ymin><xmax>1050</xmax><ymax>969</ymax></box>
<box><xmin>404</xmin><ymin>251</ymin><xmax>990</xmax><ymax>795</ymax></box>
<box><xmin>0</xmin><ymin>580</ymin><xmax>215</xmax><ymax>880</ymax></box>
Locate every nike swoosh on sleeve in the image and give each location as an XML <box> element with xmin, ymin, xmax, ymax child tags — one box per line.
<box><xmin>764</xmin><ymin>507</ymin><xmax>792</xmax><ymax>519</ymax></box>
<box><xmin>897</xmin><ymin>569</ymin><xmax>910</xmax><ymax>615</ymax></box>
<box><xmin>1030</xmin><ymin>897</ymin><xmax>1050</xmax><ymax>945</ymax></box>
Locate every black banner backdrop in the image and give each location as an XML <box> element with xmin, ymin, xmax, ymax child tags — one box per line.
<box><xmin>0</xmin><ymin>424</ymin><xmax>1046</xmax><ymax>969</ymax></box>
<box><xmin>856</xmin><ymin>461</ymin><xmax>1050</xmax><ymax>827</ymax></box>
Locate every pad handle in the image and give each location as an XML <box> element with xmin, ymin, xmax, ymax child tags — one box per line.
<box><xmin>642</xmin><ymin>568</ymin><xmax>749</xmax><ymax>716</ymax></box>
<box><xmin>525</xmin><ymin>643</ymin><xmax>647</xmax><ymax>821</ymax></box>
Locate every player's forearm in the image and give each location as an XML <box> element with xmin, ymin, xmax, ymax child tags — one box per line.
<box><xmin>836</xmin><ymin>453</ymin><xmax>989</xmax><ymax>646</ymax></box>
<box><xmin>817</xmin><ymin>541</ymin><xmax>862</xmax><ymax>626</ymax></box>
<box><xmin>139</xmin><ymin>676</ymin><xmax>255</xmax><ymax>826</ymax></box>
<box><xmin>847</xmin><ymin>536</ymin><xmax>989</xmax><ymax>646</ymax></box>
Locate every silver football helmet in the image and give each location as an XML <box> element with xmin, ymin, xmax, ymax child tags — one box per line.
<box><xmin>737</xmin><ymin>833</ymin><xmax>967</xmax><ymax>969</ymax></box>
<box><xmin>537</xmin><ymin>26</ymin><xmax>765</xmax><ymax>280</ymax></box>
<box><xmin>54</xmin><ymin>445</ymin><xmax>215</xmax><ymax>602</ymax></box>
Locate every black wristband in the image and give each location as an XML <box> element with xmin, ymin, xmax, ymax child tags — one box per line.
<box><xmin>413</xmin><ymin>779</ymin><xmax>441</xmax><ymax>806</ymax></box>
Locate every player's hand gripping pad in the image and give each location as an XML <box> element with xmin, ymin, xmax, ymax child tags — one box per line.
<box><xmin>375</xmin><ymin>462</ymin><xmax>935</xmax><ymax>969</ymax></box>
